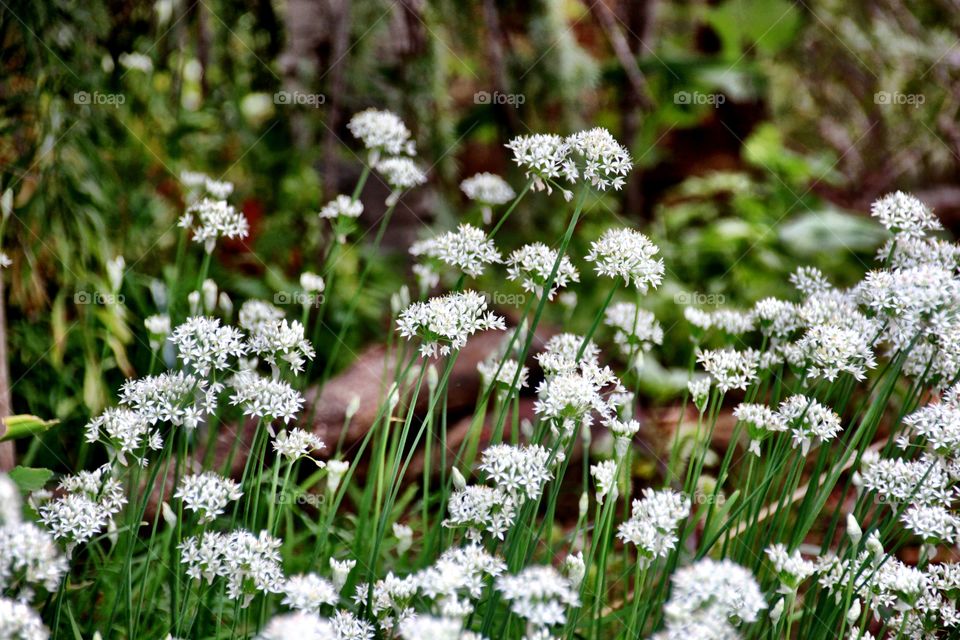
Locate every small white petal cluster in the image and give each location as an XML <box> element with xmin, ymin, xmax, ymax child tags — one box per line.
<box><xmin>608</xmin><ymin>418</ymin><xmax>640</xmax><ymax>459</ymax></box>
<box><xmin>505</xmin><ymin>242</ymin><xmax>579</xmax><ymax>299</ymax></box>
<box><xmin>180</xmin><ymin>529</ymin><xmax>284</xmax><ymax>607</ymax></box>
<box><xmin>476</xmin><ymin>357</ymin><xmax>528</xmax><ymax>391</ymax></box>
<box><xmin>84</xmin><ymin>407</ymin><xmax>162</xmax><ymax>466</ymax></box>
<box><xmin>0</xmin><ymin>522</ymin><xmax>68</xmax><ymax>597</ymax></box>
<box><xmin>859</xmin><ymin>451</ymin><xmax>951</xmax><ymax>507</ymax></box>
<box><xmin>585</xmin><ymin>228</ymin><xmax>664</xmax><ymax>291</ymax></box>
<box><xmin>180</xmin><ymin>170</ymin><xmax>234</xmax><ymax>200</ymax></box>
<box><xmin>273</xmin><ymin>428</ymin><xmax>326</xmax><ymax>462</ymax></box>
<box><xmin>536</xmin><ymin>332</ymin><xmax>600</xmax><ymax>377</ymax></box>
<box><xmin>300</xmin><ymin>271</ymin><xmax>326</xmax><ymax>293</ymax></box>
<box><xmin>170</xmin><ymin>316</ymin><xmax>248</xmax><ymax>377</ymax></box>
<box><xmin>566</xmin><ymin>127</ymin><xmax>633</xmax><ymax>191</ymax></box>
<box><xmin>347</xmin><ymin>108</ymin><xmax>416</xmax><ymax>157</ymax></box>
<box><xmin>37</xmin><ymin>467</ymin><xmax>126</xmax><ymax>550</ymax></box>
<box><xmin>696</xmin><ymin>348</ymin><xmax>760</xmax><ymax>394</ymax></box>
<box><xmin>246</xmin><ymin>318</ymin><xmax>316</xmax><ymax>374</ymax></box>
<box><xmin>534</xmin><ymin>361</ymin><xmax>625</xmax><ymax>437</ymax></box>
<box><xmin>590</xmin><ymin>459</ymin><xmax>618</xmax><ymax>504</ymax></box>
<box><xmin>795</xmin><ymin>323</ymin><xmax>877</xmax><ymax>382</ymax></box>
<box><xmin>376</xmin><ymin>157</ymin><xmax>428</xmax><ymax>191</ymax></box>
<box><xmin>444</xmin><ymin>485</ymin><xmax>518</xmax><ymax>542</ymax></box>
<box><xmin>901</xmin><ymin>504</ymin><xmax>960</xmax><ymax>544</ymax></box>
<box><xmin>144</xmin><ymin>313</ymin><xmax>171</xmax><ymax>348</ymax></box>
<box><xmin>684</xmin><ymin>307</ymin><xmax>755</xmax><ymax>336</ymax></box>
<box><xmin>495</xmin><ymin>565</ymin><xmax>580</xmax><ymax>629</ymax></box>
<box><xmin>119</xmin><ymin>371</ymin><xmax>218</xmax><ymax>430</ymax></box>
<box><xmin>229</xmin><ymin>371</ymin><xmax>304</xmax><ymax>423</ymax></box>
<box><xmin>396</xmin><ymin>291</ymin><xmax>505</xmax><ymax>358</ymax></box>
<box><xmin>239</xmin><ymin>300</ymin><xmax>285</xmax><ymax>332</ymax></box>
<box><xmin>282</xmin><ymin>573</ymin><xmax>339</xmax><ymax>613</ymax></box>
<box><xmin>410</xmin><ymin>224</ymin><xmax>502</xmax><ymax>278</ymax></box>
<box><xmin>901</xmin><ymin>386</ymin><xmax>960</xmax><ymax>456</ymax></box>
<box><xmin>777</xmin><ymin>395</ymin><xmax>842</xmax><ymax>455</ymax></box>
<box><xmin>178</xmin><ymin>198</ymin><xmax>249</xmax><ymax>253</ymax></box>
<box><xmin>505</xmin><ymin>134</ymin><xmax>577</xmax><ymax>194</ymax></box>
<box><xmin>460</xmin><ymin>172</ymin><xmax>514</xmax><ymax>206</ymax></box>
<box><xmin>0</xmin><ymin>597</ymin><xmax>49</xmax><ymax>640</ymax></box>
<box><xmin>479</xmin><ymin>444</ymin><xmax>556</xmax><ymax>501</ymax></box>
<box><xmin>616</xmin><ymin>488</ymin><xmax>690</xmax><ymax>566</ymax></box>
<box><xmin>687</xmin><ymin>377</ymin><xmax>711</xmax><ymax>413</ymax></box>
<box><xmin>765</xmin><ymin>544</ymin><xmax>816</xmax><ymax>592</ymax></box>
<box><xmin>660</xmin><ymin>559</ymin><xmax>766</xmax><ymax>636</ymax></box>
<box><xmin>0</xmin><ymin>474</ymin><xmax>21</xmax><ymax>526</ymax></box>
<box><xmin>329</xmin><ymin>558</ymin><xmax>356</xmax><ymax>593</ymax></box>
<box><xmin>605</xmin><ymin>302</ymin><xmax>662</xmax><ymax>365</ymax></box>
<box><xmin>870</xmin><ymin>191</ymin><xmax>941</xmax><ymax>237</ymax></box>
<box><xmin>319</xmin><ymin>195</ymin><xmax>364</xmax><ymax>220</ymax></box>
<box><xmin>257</xmin><ymin>612</ymin><xmax>335</xmax><ymax>640</ymax></box>
<box><xmin>175</xmin><ymin>472</ymin><xmax>243</xmax><ymax>524</ymax></box>
<box><xmin>733</xmin><ymin>402</ymin><xmax>787</xmax><ymax>457</ymax></box>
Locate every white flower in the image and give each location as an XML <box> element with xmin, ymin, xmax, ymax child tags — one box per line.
<box><xmin>734</xmin><ymin>403</ymin><xmax>787</xmax><ymax>457</ymax></box>
<box><xmin>777</xmin><ymin>395</ymin><xmax>842</xmax><ymax>455</ymax></box>
<box><xmin>496</xmin><ymin>565</ymin><xmax>579</xmax><ymax>629</ymax></box>
<box><xmin>410</xmin><ymin>224</ymin><xmax>501</xmax><ymax>278</ymax></box>
<box><xmin>585</xmin><ymin>228</ymin><xmax>664</xmax><ymax>291</ymax></box>
<box><xmin>329</xmin><ymin>558</ymin><xmax>356</xmax><ymax>593</ymax></box>
<box><xmin>170</xmin><ymin>316</ymin><xmax>248</xmax><ymax>376</ymax></box>
<box><xmin>790</xmin><ymin>266</ymin><xmax>832</xmax><ymax>297</ymax></box>
<box><xmin>536</xmin><ymin>333</ymin><xmax>600</xmax><ymax>377</ymax></box>
<box><xmin>859</xmin><ymin>452</ymin><xmax>951</xmax><ymax>507</ymax></box>
<box><xmin>238</xmin><ymin>300</ymin><xmax>285</xmax><ymax>332</ymax></box>
<box><xmin>282</xmin><ymin>573</ymin><xmax>339</xmax><ymax>613</ymax></box>
<box><xmin>505</xmin><ymin>134</ymin><xmax>577</xmax><ymax>193</ymax></box>
<box><xmin>273</xmin><ymin>428</ymin><xmax>325</xmax><ymax>462</ymax></box>
<box><xmin>561</xmin><ymin>552</ymin><xmax>586</xmax><ymax>590</ymax></box>
<box><xmin>144</xmin><ymin>314</ymin><xmax>171</xmax><ymax>349</ymax></box>
<box><xmin>396</xmin><ymin>291</ymin><xmax>505</xmax><ymax>358</ymax></box>
<box><xmin>605</xmin><ymin>302</ymin><xmax>662</xmax><ymax>365</ymax></box>
<box><xmin>0</xmin><ymin>597</ymin><xmax>49</xmax><ymax>640</ymax></box>
<box><xmin>326</xmin><ymin>460</ymin><xmax>350</xmax><ymax>494</ymax></box>
<box><xmin>684</xmin><ymin>307</ymin><xmax>755</xmax><ymax>335</ymax></box>
<box><xmin>347</xmin><ymin>108</ymin><xmax>416</xmax><ymax>158</ymax></box>
<box><xmin>663</xmin><ymin>559</ymin><xmax>766</xmax><ymax>629</ymax></box>
<box><xmin>617</xmin><ymin>488</ymin><xmax>690</xmax><ymax>566</ymax></box>
<box><xmin>246</xmin><ymin>318</ymin><xmax>316</xmax><ymax>374</ymax></box>
<box><xmin>0</xmin><ymin>474</ymin><xmax>21</xmax><ymax>526</ymax></box>
<box><xmin>753</xmin><ymin>298</ymin><xmax>801</xmax><ymax>338</ymax></box>
<box><xmin>393</xmin><ymin>523</ymin><xmax>413</xmax><ymax>555</ymax></box>
<box><xmin>461</xmin><ymin>172</ymin><xmax>515</xmax><ymax>205</ymax></box>
<box><xmin>84</xmin><ymin>408</ymin><xmax>162</xmax><ymax>466</ymax></box>
<box><xmin>796</xmin><ymin>323</ymin><xmax>876</xmax><ymax>382</ymax></box>
<box><xmin>902</xmin><ymin>504</ymin><xmax>960</xmax><ymax>544</ymax></box>
<box><xmin>444</xmin><ymin>485</ymin><xmax>517</xmax><ymax>542</ymax></box>
<box><xmin>175</xmin><ymin>472</ymin><xmax>242</xmax><ymax>524</ymax></box>
<box><xmin>331</xmin><ymin>609</ymin><xmax>376</xmax><ymax>639</ymax></box>
<box><xmin>590</xmin><ymin>460</ymin><xmax>618</xmax><ymax>504</ymax></box>
<box><xmin>319</xmin><ymin>194</ymin><xmax>364</xmax><ymax>220</ymax></box>
<box><xmin>119</xmin><ymin>371</ymin><xmax>217</xmax><ymax>430</ymax></box>
<box><xmin>376</xmin><ymin>157</ymin><xmax>427</xmax><ymax>194</ymax></box>
<box><xmin>178</xmin><ymin>198</ymin><xmax>249</xmax><ymax>253</ymax></box>
<box><xmin>687</xmin><ymin>377</ymin><xmax>711</xmax><ymax>413</ymax></box>
<box><xmin>505</xmin><ymin>243</ymin><xmax>579</xmax><ymax>299</ymax></box>
<box><xmin>477</xmin><ymin>357</ymin><xmax>528</xmax><ymax>391</ymax></box>
<box><xmin>229</xmin><ymin>371</ymin><xmax>304</xmax><ymax>423</ymax></box>
<box><xmin>696</xmin><ymin>348</ymin><xmax>760</xmax><ymax>394</ymax></box>
<box><xmin>37</xmin><ymin>467</ymin><xmax>126</xmax><ymax>550</ymax></box>
<box><xmin>300</xmin><ymin>272</ymin><xmax>326</xmax><ymax>293</ymax></box>
<box><xmin>566</xmin><ymin>127</ymin><xmax>632</xmax><ymax>191</ymax></box>
<box><xmin>870</xmin><ymin>191</ymin><xmax>941</xmax><ymax>237</ymax></box>
<box><xmin>180</xmin><ymin>529</ymin><xmax>284</xmax><ymax>607</ymax></box>
<box><xmin>0</xmin><ymin>253</ymin><xmax>11</xmax><ymax>269</ymax></box>
<box><xmin>0</xmin><ymin>522</ymin><xmax>68</xmax><ymax>596</ymax></box>
<box><xmin>765</xmin><ymin>544</ymin><xmax>816</xmax><ymax>592</ymax></box>
<box><xmin>257</xmin><ymin>612</ymin><xmax>334</xmax><ymax>640</ymax></box>
<box><xmin>608</xmin><ymin>418</ymin><xmax>640</xmax><ymax>459</ymax></box>
<box><xmin>534</xmin><ymin>361</ymin><xmax>624</xmax><ymax>436</ymax></box>
<box><xmin>479</xmin><ymin>444</ymin><xmax>556</xmax><ymax>501</ymax></box>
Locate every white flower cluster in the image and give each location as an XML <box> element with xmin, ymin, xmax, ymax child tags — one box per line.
<box><xmin>36</xmin><ymin>466</ymin><xmax>126</xmax><ymax>551</ymax></box>
<box><xmin>478</xmin><ymin>444</ymin><xmax>555</xmax><ymax>501</ymax></box>
<box><xmin>119</xmin><ymin>371</ymin><xmax>218</xmax><ymax>430</ymax></box>
<box><xmin>870</xmin><ymin>191</ymin><xmax>941</xmax><ymax>237</ymax></box>
<box><xmin>566</xmin><ymin>127</ymin><xmax>633</xmax><ymax>191</ymax></box>
<box><xmin>410</xmin><ymin>224</ymin><xmax>502</xmax><ymax>278</ymax></box>
<box><xmin>461</xmin><ymin>172</ymin><xmax>515</xmax><ymax>224</ymax></box>
<box><xmin>180</xmin><ymin>529</ymin><xmax>284</xmax><ymax>607</ymax></box>
<box><xmin>0</xmin><ymin>597</ymin><xmax>49</xmax><ymax>640</ymax></box>
<box><xmin>375</xmin><ymin>157</ymin><xmax>427</xmax><ymax>196</ymax></box>
<box><xmin>476</xmin><ymin>357</ymin><xmax>528</xmax><ymax>392</ymax></box>
<box><xmin>495</xmin><ymin>565</ymin><xmax>580</xmax><ymax>629</ymax></box>
<box><xmin>696</xmin><ymin>348</ymin><xmax>760</xmax><ymax>394</ymax></box>
<box><xmin>765</xmin><ymin>544</ymin><xmax>816</xmax><ymax>592</ymax></box>
<box><xmin>534</xmin><ymin>360</ymin><xmax>625</xmax><ymax>437</ymax></box>
<box><xmin>246</xmin><ymin>317</ymin><xmax>316</xmax><ymax>374</ymax></box>
<box><xmin>282</xmin><ymin>573</ymin><xmax>339</xmax><ymax>613</ymax></box>
<box><xmin>319</xmin><ymin>194</ymin><xmax>364</xmax><ymax>220</ymax></box>
<box><xmin>180</xmin><ymin>170</ymin><xmax>234</xmax><ymax>201</ymax></box>
<box><xmin>585</xmin><ymin>228</ymin><xmax>664</xmax><ymax>291</ymax></box>
<box><xmin>505</xmin><ymin>134</ymin><xmax>577</xmax><ymax>194</ymax></box>
<box><xmin>239</xmin><ymin>299</ymin><xmax>285</xmax><ymax>332</ymax></box>
<box><xmin>396</xmin><ymin>291</ymin><xmax>505</xmax><ymax>358</ymax></box>
<box><xmin>777</xmin><ymin>395</ymin><xmax>842</xmax><ymax>455</ymax></box>
<box><xmin>684</xmin><ymin>307</ymin><xmax>755</xmax><ymax>336</ymax></box>
<box><xmin>733</xmin><ymin>402</ymin><xmax>787</xmax><ymax>457</ymax></box>
<box><xmin>505</xmin><ymin>242</ymin><xmax>579</xmax><ymax>300</ymax></box>
<box><xmin>170</xmin><ymin>316</ymin><xmax>248</xmax><ymax>376</ymax></box>
<box><xmin>175</xmin><ymin>472</ymin><xmax>243</xmax><ymax>524</ymax></box>
<box><xmin>178</xmin><ymin>198</ymin><xmax>249</xmax><ymax>253</ymax></box>
<box><xmin>0</xmin><ymin>521</ymin><xmax>68</xmax><ymax>599</ymax></box>
<box><xmin>273</xmin><ymin>428</ymin><xmax>326</xmax><ymax>462</ymax></box>
<box><xmin>604</xmin><ymin>302</ymin><xmax>662</xmax><ymax>366</ymax></box>
<box><xmin>348</xmin><ymin>108</ymin><xmax>416</xmax><ymax>158</ymax></box>
<box><xmin>84</xmin><ymin>407</ymin><xmax>162</xmax><ymax>466</ymax></box>
<box><xmin>616</xmin><ymin>488</ymin><xmax>690</xmax><ymax>566</ymax></box>
<box><xmin>229</xmin><ymin>371</ymin><xmax>304</xmax><ymax>423</ymax></box>
<box><xmin>590</xmin><ymin>459</ymin><xmax>618</xmax><ymax>504</ymax></box>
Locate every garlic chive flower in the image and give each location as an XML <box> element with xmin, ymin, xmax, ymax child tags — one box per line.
<box><xmin>696</xmin><ymin>348</ymin><xmax>760</xmax><ymax>394</ymax></box>
<box><xmin>477</xmin><ymin>357</ymin><xmax>528</xmax><ymax>391</ymax></box>
<box><xmin>144</xmin><ymin>313</ymin><xmax>171</xmax><ymax>349</ymax></box>
<box><xmin>258</xmin><ymin>612</ymin><xmax>334</xmax><ymax>639</ymax></box>
<box><xmin>608</xmin><ymin>418</ymin><xmax>640</xmax><ymax>459</ymax></box>
<box><xmin>590</xmin><ymin>460</ymin><xmax>618</xmax><ymax>504</ymax></box>
<box><xmin>175</xmin><ymin>472</ymin><xmax>243</xmax><ymax>524</ymax></box>
<box><xmin>0</xmin><ymin>597</ymin><xmax>49</xmax><ymax>639</ymax></box>
<box><xmin>229</xmin><ymin>371</ymin><xmax>304</xmax><ymax>424</ymax></box>
<box><xmin>777</xmin><ymin>395</ymin><xmax>842</xmax><ymax>455</ymax></box>
<box><xmin>319</xmin><ymin>194</ymin><xmax>364</xmax><ymax>220</ymax></box>
<box><xmin>870</xmin><ymin>191</ymin><xmax>941</xmax><ymax>238</ymax></box>
<box><xmin>119</xmin><ymin>371</ymin><xmax>217</xmax><ymax>430</ymax></box>
<box><xmin>84</xmin><ymin>407</ymin><xmax>162</xmax><ymax>466</ymax></box>
<box><xmin>375</xmin><ymin>157</ymin><xmax>427</xmax><ymax>206</ymax></box>
<box><xmin>347</xmin><ymin>108</ymin><xmax>416</xmax><ymax>160</ymax></box>
<box><xmin>460</xmin><ymin>172</ymin><xmax>515</xmax><ymax>224</ymax></box>
<box><xmin>536</xmin><ymin>332</ymin><xmax>601</xmax><ymax>377</ymax></box>
<box><xmin>329</xmin><ymin>558</ymin><xmax>356</xmax><ymax>593</ymax></box>
<box><xmin>684</xmin><ymin>307</ymin><xmax>755</xmax><ymax>336</ymax></box>
<box><xmin>300</xmin><ymin>271</ymin><xmax>326</xmax><ymax>293</ymax></box>
<box><xmin>444</xmin><ymin>485</ymin><xmax>517</xmax><ymax>542</ymax></box>
<box><xmin>687</xmin><ymin>377</ymin><xmax>711</xmax><ymax>413</ymax></box>
<box><xmin>0</xmin><ymin>521</ymin><xmax>68</xmax><ymax>597</ymax></box>
<box><xmin>616</xmin><ymin>488</ymin><xmax>690</xmax><ymax>567</ymax></box>
<box><xmin>170</xmin><ymin>316</ymin><xmax>248</xmax><ymax>377</ymax></box>
<box><xmin>565</xmin><ymin>127</ymin><xmax>632</xmax><ymax>191</ymax></box>
<box><xmin>281</xmin><ymin>573</ymin><xmax>339</xmax><ymax>613</ymax></box>
<box><xmin>479</xmin><ymin>444</ymin><xmax>556</xmax><ymax>501</ymax></box>
<box><xmin>734</xmin><ymin>403</ymin><xmax>788</xmax><ymax>457</ymax></box>
<box><xmin>396</xmin><ymin>290</ymin><xmax>505</xmax><ymax>358</ymax></box>
<box><xmin>272</xmin><ymin>428</ymin><xmax>325</xmax><ymax>462</ymax></box>
<box><xmin>36</xmin><ymin>467</ymin><xmax>126</xmax><ymax>551</ymax></box>
<box><xmin>246</xmin><ymin>317</ymin><xmax>316</xmax><ymax>375</ymax></box>
<box><xmin>410</xmin><ymin>224</ymin><xmax>502</xmax><ymax>278</ymax></box>
<box><xmin>495</xmin><ymin>565</ymin><xmax>580</xmax><ymax>629</ymax></box>
<box><xmin>604</xmin><ymin>302</ymin><xmax>662</xmax><ymax>366</ymax></box>
<box><xmin>796</xmin><ymin>323</ymin><xmax>877</xmax><ymax>382</ymax></box>
<box><xmin>178</xmin><ymin>198</ymin><xmax>249</xmax><ymax>254</ymax></box>
<box><xmin>505</xmin><ymin>242</ymin><xmax>579</xmax><ymax>300</ymax></box>
<box><xmin>585</xmin><ymin>228</ymin><xmax>664</xmax><ymax>291</ymax></box>
<box><xmin>238</xmin><ymin>299</ymin><xmax>285</xmax><ymax>333</ymax></box>
<box><xmin>765</xmin><ymin>544</ymin><xmax>816</xmax><ymax>593</ymax></box>
<box><xmin>179</xmin><ymin>529</ymin><xmax>284</xmax><ymax>607</ymax></box>
<box><xmin>505</xmin><ymin>133</ymin><xmax>577</xmax><ymax>195</ymax></box>
<box><xmin>661</xmin><ymin>559</ymin><xmax>766</xmax><ymax>635</ymax></box>
<box><xmin>534</xmin><ymin>361</ymin><xmax>625</xmax><ymax>437</ymax></box>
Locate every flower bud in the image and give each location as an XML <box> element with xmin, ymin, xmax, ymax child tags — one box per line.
<box><xmin>846</xmin><ymin>598</ymin><xmax>861</xmax><ymax>624</ymax></box>
<box><xmin>451</xmin><ymin>467</ymin><xmax>467</xmax><ymax>491</ymax></box>
<box><xmin>846</xmin><ymin>513</ymin><xmax>862</xmax><ymax>544</ymax></box>
<box><xmin>201</xmin><ymin>278</ymin><xmax>217</xmax><ymax>313</ymax></box>
<box><xmin>326</xmin><ymin>460</ymin><xmax>350</xmax><ymax>494</ymax></box>
<box><xmin>769</xmin><ymin>597</ymin><xmax>784</xmax><ymax>624</ymax></box>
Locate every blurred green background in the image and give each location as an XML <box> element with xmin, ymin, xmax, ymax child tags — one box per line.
<box><xmin>2</xmin><ymin>0</ymin><xmax>958</xmax><ymax>466</ymax></box>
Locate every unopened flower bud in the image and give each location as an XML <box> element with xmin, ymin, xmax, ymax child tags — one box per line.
<box><xmin>769</xmin><ymin>597</ymin><xmax>784</xmax><ymax>624</ymax></box>
<box><xmin>201</xmin><ymin>278</ymin><xmax>217</xmax><ymax>313</ymax></box>
<box><xmin>326</xmin><ymin>460</ymin><xmax>350</xmax><ymax>494</ymax></box>
<box><xmin>579</xmin><ymin>492</ymin><xmax>589</xmax><ymax>519</ymax></box>
<box><xmin>846</xmin><ymin>513</ymin><xmax>862</xmax><ymax>544</ymax></box>
<box><xmin>427</xmin><ymin>364</ymin><xmax>439</xmax><ymax>391</ymax></box>
<box><xmin>846</xmin><ymin>598</ymin><xmax>861</xmax><ymax>624</ymax></box>
<box><xmin>561</xmin><ymin>551</ymin><xmax>586</xmax><ymax>589</ymax></box>
<box><xmin>451</xmin><ymin>467</ymin><xmax>467</xmax><ymax>491</ymax></box>
<box><xmin>187</xmin><ymin>290</ymin><xmax>201</xmax><ymax>315</ymax></box>
<box><xmin>345</xmin><ymin>395</ymin><xmax>361</xmax><ymax>421</ymax></box>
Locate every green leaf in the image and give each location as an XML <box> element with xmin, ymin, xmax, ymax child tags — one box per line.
<box><xmin>8</xmin><ymin>466</ymin><xmax>54</xmax><ymax>493</ymax></box>
<box><xmin>0</xmin><ymin>414</ymin><xmax>59</xmax><ymax>442</ymax></box>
